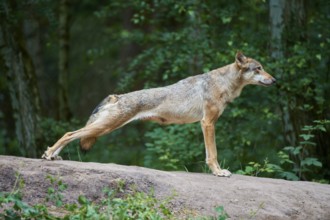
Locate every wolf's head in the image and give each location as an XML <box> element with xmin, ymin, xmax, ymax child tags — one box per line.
<box><xmin>235</xmin><ymin>52</ymin><xmax>276</xmax><ymax>86</ymax></box>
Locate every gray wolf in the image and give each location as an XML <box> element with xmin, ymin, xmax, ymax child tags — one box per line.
<box><xmin>42</xmin><ymin>52</ymin><xmax>276</xmax><ymax>177</ymax></box>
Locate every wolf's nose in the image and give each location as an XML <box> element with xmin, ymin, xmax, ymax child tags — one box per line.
<box><xmin>272</xmin><ymin>78</ymin><xmax>276</xmax><ymax>84</ymax></box>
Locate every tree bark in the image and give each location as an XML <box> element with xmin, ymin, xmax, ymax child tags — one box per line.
<box><xmin>23</xmin><ymin>17</ymin><xmax>46</xmax><ymax>112</ymax></box>
<box><xmin>58</xmin><ymin>0</ymin><xmax>72</xmax><ymax>120</ymax></box>
<box><xmin>269</xmin><ymin>0</ymin><xmax>298</xmax><ymax>147</ymax></box>
<box><xmin>0</xmin><ymin>0</ymin><xmax>40</xmax><ymax>158</ymax></box>
<box><xmin>269</xmin><ymin>0</ymin><xmax>285</xmax><ymax>59</ymax></box>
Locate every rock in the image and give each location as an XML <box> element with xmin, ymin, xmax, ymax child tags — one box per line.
<box><xmin>0</xmin><ymin>155</ymin><xmax>329</xmax><ymax>219</ymax></box>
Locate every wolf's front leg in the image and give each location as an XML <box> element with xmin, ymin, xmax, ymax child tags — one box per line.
<box><xmin>201</xmin><ymin>111</ymin><xmax>231</xmax><ymax>177</ymax></box>
<box><xmin>206</xmin><ymin>157</ymin><xmax>231</xmax><ymax>177</ymax></box>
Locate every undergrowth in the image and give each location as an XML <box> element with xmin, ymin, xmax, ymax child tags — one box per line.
<box><xmin>0</xmin><ymin>173</ymin><xmax>228</xmax><ymax>219</ymax></box>
<box><xmin>236</xmin><ymin>120</ymin><xmax>330</xmax><ymax>182</ymax></box>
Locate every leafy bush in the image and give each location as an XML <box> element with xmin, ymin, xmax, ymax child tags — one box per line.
<box><xmin>144</xmin><ymin>123</ymin><xmax>205</xmax><ymax>171</ymax></box>
<box><xmin>273</xmin><ymin>120</ymin><xmax>329</xmax><ymax>181</ymax></box>
<box><xmin>46</xmin><ymin>175</ymin><xmax>68</xmax><ymax>207</ymax></box>
<box><xmin>236</xmin><ymin>159</ymin><xmax>275</xmax><ymax>177</ymax></box>
<box><xmin>237</xmin><ymin>120</ymin><xmax>330</xmax><ymax>181</ymax></box>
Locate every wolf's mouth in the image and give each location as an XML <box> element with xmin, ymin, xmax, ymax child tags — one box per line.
<box><xmin>258</xmin><ymin>81</ymin><xmax>273</xmax><ymax>86</ymax></box>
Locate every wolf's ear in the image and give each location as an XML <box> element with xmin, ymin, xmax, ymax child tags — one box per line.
<box><xmin>235</xmin><ymin>51</ymin><xmax>247</xmax><ymax>69</ymax></box>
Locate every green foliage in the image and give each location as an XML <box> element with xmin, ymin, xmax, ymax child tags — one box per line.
<box><xmin>237</xmin><ymin>120</ymin><xmax>330</xmax><ymax>181</ymax></box>
<box><xmin>144</xmin><ymin>123</ymin><xmax>204</xmax><ymax>171</ymax></box>
<box><xmin>98</xmin><ymin>188</ymin><xmax>173</xmax><ymax>220</ymax></box>
<box><xmin>274</xmin><ymin>150</ymin><xmax>299</xmax><ymax>181</ymax></box>
<box><xmin>0</xmin><ymin>175</ymin><xmax>174</xmax><ymax>220</ymax></box>
<box><xmin>236</xmin><ymin>159</ymin><xmax>275</xmax><ymax>177</ymax></box>
<box><xmin>0</xmin><ymin>172</ymin><xmax>232</xmax><ymax>220</ymax></box>
<box><xmin>63</xmin><ymin>189</ymin><xmax>174</xmax><ymax>220</ymax></box>
<box><xmin>249</xmin><ymin>202</ymin><xmax>265</xmax><ymax>219</ymax></box>
<box><xmin>0</xmin><ymin>172</ymin><xmax>54</xmax><ymax>219</ymax></box>
<box><xmin>214</xmin><ymin>206</ymin><xmax>229</xmax><ymax>220</ymax></box>
<box><xmin>0</xmin><ymin>192</ymin><xmax>54</xmax><ymax>220</ymax></box>
<box><xmin>37</xmin><ymin>117</ymin><xmax>82</xmax><ymax>159</ymax></box>
<box><xmin>39</xmin><ymin>118</ymin><xmax>81</xmax><ymax>146</ymax></box>
<box><xmin>275</xmin><ymin>120</ymin><xmax>329</xmax><ymax>181</ymax></box>
<box><xmin>46</xmin><ymin>175</ymin><xmax>68</xmax><ymax>207</ymax></box>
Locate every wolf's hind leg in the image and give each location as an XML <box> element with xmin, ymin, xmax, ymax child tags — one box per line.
<box><xmin>42</xmin><ymin>122</ymin><xmax>110</xmax><ymax>160</ymax></box>
<box><xmin>42</xmin><ymin>94</ymin><xmax>137</xmax><ymax>160</ymax></box>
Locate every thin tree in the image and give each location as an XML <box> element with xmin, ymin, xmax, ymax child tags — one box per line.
<box><xmin>269</xmin><ymin>0</ymin><xmax>307</xmax><ymax>147</ymax></box>
<box><xmin>58</xmin><ymin>0</ymin><xmax>72</xmax><ymax>120</ymax></box>
<box><xmin>0</xmin><ymin>0</ymin><xmax>41</xmax><ymax>157</ymax></box>
<box><xmin>269</xmin><ymin>0</ymin><xmax>297</xmax><ymax>146</ymax></box>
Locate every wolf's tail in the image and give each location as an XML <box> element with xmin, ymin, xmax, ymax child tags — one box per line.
<box><xmin>79</xmin><ymin>136</ymin><xmax>97</xmax><ymax>152</ymax></box>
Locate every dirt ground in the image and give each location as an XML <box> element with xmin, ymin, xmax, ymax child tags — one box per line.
<box><xmin>0</xmin><ymin>155</ymin><xmax>330</xmax><ymax>219</ymax></box>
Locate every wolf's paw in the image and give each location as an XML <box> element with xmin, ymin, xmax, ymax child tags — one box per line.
<box><xmin>213</xmin><ymin>169</ymin><xmax>232</xmax><ymax>177</ymax></box>
<box><xmin>42</xmin><ymin>153</ymin><xmax>63</xmax><ymax>160</ymax></box>
<box><xmin>52</xmin><ymin>155</ymin><xmax>62</xmax><ymax>160</ymax></box>
<box><xmin>41</xmin><ymin>149</ymin><xmax>62</xmax><ymax>161</ymax></box>
<box><xmin>41</xmin><ymin>152</ymin><xmax>51</xmax><ymax>160</ymax></box>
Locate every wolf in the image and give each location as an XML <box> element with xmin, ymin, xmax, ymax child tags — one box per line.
<box><xmin>42</xmin><ymin>52</ymin><xmax>276</xmax><ymax>177</ymax></box>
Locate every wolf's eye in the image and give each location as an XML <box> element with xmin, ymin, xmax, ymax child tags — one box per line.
<box><xmin>255</xmin><ymin>66</ymin><xmax>262</xmax><ymax>72</ymax></box>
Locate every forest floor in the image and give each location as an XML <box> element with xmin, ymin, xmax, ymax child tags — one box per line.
<box><xmin>0</xmin><ymin>155</ymin><xmax>330</xmax><ymax>219</ymax></box>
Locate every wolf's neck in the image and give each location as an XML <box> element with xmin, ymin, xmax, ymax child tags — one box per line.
<box><xmin>213</xmin><ymin>63</ymin><xmax>246</xmax><ymax>102</ymax></box>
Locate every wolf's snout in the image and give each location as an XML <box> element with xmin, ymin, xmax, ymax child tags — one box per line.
<box><xmin>271</xmin><ymin>77</ymin><xmax>276</xmax><ymax>84</ymax></box>
<box><xmin>266</xmin><ymin>77</ymin><xmax>276</xmax><ymax>86</ymax></box>
<box><xmin>258</xmin><ymin>76</ymin><xmax>276</xmax><ymax>86</ymax></box>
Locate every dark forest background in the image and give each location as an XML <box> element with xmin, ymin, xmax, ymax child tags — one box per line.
<box><xmin>0</xmin><ymin>0</ymin><xmax>329</xmax><ymax>182</ymax></box>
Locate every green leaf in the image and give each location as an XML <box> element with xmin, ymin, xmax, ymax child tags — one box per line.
<box><xmin>47</xmin><ymin>187</ymin><xmax>55</xmax><ymax>194</ymax></box>
<box><xmin>86</xmin><ymin>205</ymin><xmax>98</xmax><ymax>218</ymax></box>
<box><xmin>215</xmin><ymin>206</ymin><xmax>228</xmax><ymax>220</ymax></box>
<box><xmin>301</xmin><ymin>158</ymin><xmax>322</xmax><ymax>167</ymax></box>
<box><xmin>235</xmin><ymin>170</ymin><xmax>246</xmax><ymax>175</ymax></box>
<box><xmin>300</xmin><ymin>141</ymin><xmax>316</xmax><ymax>146</ymax></box>
<box><xmin>300</xmin><ymin>134</ymin><xmax>314</xmax><ymax>141</ymax></box>
<box><xmin>222</xmin><ymin>17</ymin><xmax>232</xmax><ymax>24</ymax></box>
<box><xmin>293</xmin><ymin>146</ymin><xmax>302</xmax><ymax>155</ymax></box>
<box><xmin>267</xmin><ymin>164</ymin><xmax>283</xmax><ymax>172</ymax></box>
<box><xmin>281</xmin><ymin>172</ymin><xmax>299</xmax><ymax>181</ymax></box>
<box><xmin>59</xmin><ymin>183</ymin><xmax>67</xmax><ymax>191</ymax></box>
<box><xmin>277</xmin><ymin>151</ymin><xmax>294</xmax><ymax>164</ymax></box>
<box><xmin>55</xmin><ymin>200</ymin><xmax>63</xmax><ymax>207</ymax></box>
<box><xmin>78</xmin><ymin>195</ymin><xmax>88</xmax><ymax>205</ymax></box>
<box><xmin>245</xmin><ymin>166</ymin><xmax>254</xmax><ymax>174</ymax></box>
<box><xmin>283</xmin><ymin>146</ymin><xmax>295</xmax><ymax>152</ymax></box>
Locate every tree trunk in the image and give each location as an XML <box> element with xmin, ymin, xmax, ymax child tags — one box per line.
<box><xmin>269</xmin><ymin>0</ymin><xmax>285</xmax><ymax>59</ymax></box>
<box><xmin>23</xmin><ymin>17</ymin><xmax>46</xmax><ymax>114</ymax></box>
<box><xmin>269</xmin><ymin>0</ymin><xmax>298</xmax><ymax>147</ymax></box>
<box><xmin>58</xmin><ymin>0</ymin><xmax>72</xmax><ymax>120</ymax></box>
<box><xmin>0</xmin><ymin>1</ymin><xmax>40</xmax><ymax>158</ymax></box>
